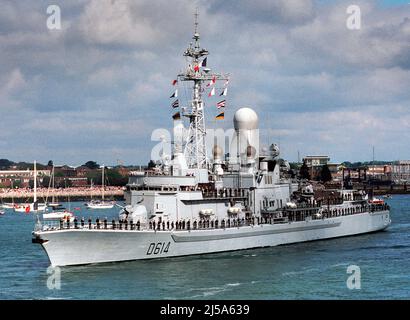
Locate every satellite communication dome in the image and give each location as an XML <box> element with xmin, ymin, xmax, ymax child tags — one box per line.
<box><xmin>233</xmin><ymin>107</ymin><xmax>258</xmax><ymax>130</ymax></box>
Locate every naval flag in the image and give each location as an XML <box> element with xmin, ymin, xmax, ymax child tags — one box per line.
<box><xmin>200</xmin><ymin>57</ymin><xmax>207</xmax><ymax>68</ymax></box>
<box><xmin>215</xmin><ymin>112</ymin><xmax>224</xmax><ymax>120</ymax></box>
<box><xmin>219</xmin><ymin>88</ymin><xmax>227</xmax><ymax>96</ymax></box>
<box><xmin>207</xmin><ymin>76</ymin><xmax>216</xmax><ymax>87</ymax></box>
<box><xmin>170</xmin><ymin>89</ymin><xmax>178</xmax><ymax>98</ymax></box>
<box><xmin>208</xmin><ymin>87</ymin><xmax>215</xmax><ymax>97</ymax></box>
<box><xmin>216</xmin><ymin>100</ymin><xmax>226</xmax><ymax>109</ymax></box>
<box><xmin>171</xmin><ymin>99</ymin><xmax>179</xmax><ymax>108</ymax></box>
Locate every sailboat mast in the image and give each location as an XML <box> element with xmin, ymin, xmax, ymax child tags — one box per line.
<box><xmin>11</xmin><ymin>180</ymin><xmax>14</xmax><ymax>204</ymax></box>
<box><xmin>34</xmin><ymin>160</ymin><xmax>37</xmax><ymax>203</ymax></box>
<box><xmin>52</xmin><ymin>166</ymin><xmax>55</xmax><ymax>203</ymax></box>
<box><xmin>102</xmin><ymin>165</ymin><xmax>105</xmax><ymax>200</ymax></box>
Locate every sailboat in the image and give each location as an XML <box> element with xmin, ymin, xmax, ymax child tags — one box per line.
<box><xmin>14</xmin><ymin>161</ymin><xmax>47</xmax><ymax>213</ymax></box>
<box><xmin>85</xmin><ymin>165</ymin><xmax>115</xmax><ymax>209</ymax></box>
<box><xmin>43</xmin><ymin>187</ymin><xmax>74</xmax><ymax>222</ymax></box>
<box><xmin>46</xmin><ymin>166</ymin><xmax>61</xmax><ymax>208</ymax></box>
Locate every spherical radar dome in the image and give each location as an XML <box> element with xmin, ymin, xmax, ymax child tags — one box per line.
<box><xmin>233</xmin><ymin>107</ymin><xmax>259</xmax><ymax>130</ymax></box>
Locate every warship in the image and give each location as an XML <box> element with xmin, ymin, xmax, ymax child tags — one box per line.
<box><xmin>32</xmin><ymin>15</ymin><xmax>391</xmax><ymax>267</ymax></box>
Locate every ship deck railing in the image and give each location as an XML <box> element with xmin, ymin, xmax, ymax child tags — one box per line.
<box><xmin>37</xmin><ymin>203</ymin><xmax>389</xmax><ymax>233</ymax></box>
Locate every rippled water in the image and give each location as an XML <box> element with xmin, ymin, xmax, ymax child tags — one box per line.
<box><xmin>0</xmin><ymin>196</ymin><xmax>409</xmax><ymax>300</ymax></box>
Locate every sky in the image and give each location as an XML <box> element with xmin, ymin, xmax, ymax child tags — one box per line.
<box><xmin>0</xmin><ymin>0</ymin><xmax>410</xmax><ymax>166</ymax></box>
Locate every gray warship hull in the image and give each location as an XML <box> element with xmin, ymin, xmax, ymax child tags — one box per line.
<box><xmin>35</xmin><ymin>210</ymin><xmax>390</xmax><ymax>266</ymax></box>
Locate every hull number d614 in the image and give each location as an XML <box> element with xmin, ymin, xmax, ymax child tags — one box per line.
<box><xmin>146</xmin><ymin>242</ymin><xmax>171</xmax><ymax>255</ymax></box>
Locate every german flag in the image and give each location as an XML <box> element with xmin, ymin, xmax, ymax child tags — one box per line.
<box><xmin>215</xmin><ymin>112</ymin><xmax>224</xmax><ymax>120</ymax></box>
<box><xmin>172</xmin><ymin>111</ymin><xmax>181</xmax><ymax>120</ymax></box>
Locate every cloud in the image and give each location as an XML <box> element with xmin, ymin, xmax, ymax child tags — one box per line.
<box><xmin>207</xmin><ymin>0</ymin><xmax>315</xmax><ymax>25</ymax></box>
<box><xmin>0</xmin><ymin>69</ymin><xmax>28</xmax><ymax>110</ymax></box>
<box><xmin>0</xmin><ymin>0</ymin><xmax>409</xmax><ymax>165</ymax></box>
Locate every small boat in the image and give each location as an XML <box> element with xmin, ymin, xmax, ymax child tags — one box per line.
<box><xmin>383</xmin><ymin>194</ymin><xmax>392</xmax><ymax>199</ymax></box>
<box><xmin>85</xmin><ymin>165</ymin><xmax>115</xmax><ymax>209</ymax></box>
<box><xmin>85</xmin><ymin>200</ymin><xmax>115</xmax><ymax>209</ymax></box>
<box><xmin>0</xmin><ymin>210</ymin><xmax>5</xmax><ymax>215</ymax></box>
<box><xmin>45</xmin><ymin>166</ymin><xmax>61</xmax><ymax>208</ymax></box>
<box><xmin>14</xmin><ymin>203</ymin><xmax>48</xmax><ymax>213</ymax></box>
<box><xmin>43</xmin><ymin>210</ymin><xmax>74</xmax><ymax>222</ymax></box>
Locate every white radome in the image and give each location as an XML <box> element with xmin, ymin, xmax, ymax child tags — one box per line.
<box><xmin>233</xmin><ymin>107</ymin><xmax>259</xmax><ymax>130</ymax></box>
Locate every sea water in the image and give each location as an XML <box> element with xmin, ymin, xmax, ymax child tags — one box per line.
<box><xmin>0</xmin><ymin>196</ymin><xmax>409</xmax><ymax>300</ymax></box>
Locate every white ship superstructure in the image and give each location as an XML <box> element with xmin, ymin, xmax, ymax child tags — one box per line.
<box><xmin>32</xmin><ymin>15</ymin><xmax>391</xmax><ymax>267</ymax></box>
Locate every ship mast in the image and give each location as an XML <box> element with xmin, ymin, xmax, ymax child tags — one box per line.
<box><xmin>178</xmin><ymin>10</ymin><xmax>228</xmax><ymax>169</ymax></box>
